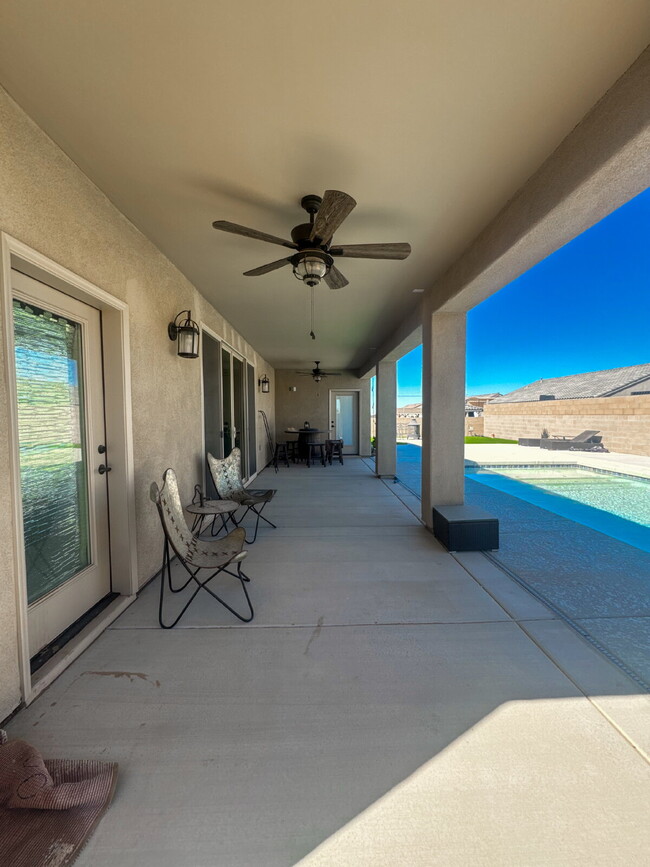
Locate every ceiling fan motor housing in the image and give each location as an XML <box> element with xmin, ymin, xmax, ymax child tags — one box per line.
<box><xmin>291</xmin><ymin>212</ymin><xmax>333</xmax><ymax>286</ymax></box>
<box><xmin>290</xmin><ymin>222</ymin><xmax>317</xmax><ymax>245</ymax></box>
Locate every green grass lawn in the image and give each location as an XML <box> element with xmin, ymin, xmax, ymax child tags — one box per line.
<box><xmin>465</xmin><ymin>436</ymin><xmax>517</xmax><ymax>444</ymax></box>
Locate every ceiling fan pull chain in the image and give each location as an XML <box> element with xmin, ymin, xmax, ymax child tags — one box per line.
<box><xmin>310</xmin><ymin>286</ymin><xmax>316</xmax><ymax>339</ymax></box>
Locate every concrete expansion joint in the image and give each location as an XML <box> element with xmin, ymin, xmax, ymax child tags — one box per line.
<box><xmin>481</xmin><ymin>552</ymin><xmax>650</xmax><ymax>694</ymax></box>
<box><xmin>447</xmin><ymin>554</ymin><xmax>650</xmax><ymax>764</ymax></box>
<box><xmin>112</xmin><ymin>619</ymin><xmax>520</xmax><ymax>630</ymax></box>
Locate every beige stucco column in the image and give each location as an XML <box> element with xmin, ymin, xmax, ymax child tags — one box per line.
<box><xmin>376</xmin><ymin>360</ymin><xmax>397</xmax><ymax>477</ymax></box>
<box><xmin>421</xmin><ymin>309</ymin><xmax>466</xmax><ymax>527</ymax></box>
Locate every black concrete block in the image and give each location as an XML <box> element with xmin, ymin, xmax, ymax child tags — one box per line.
<box><xmin>432</xmin><ymin>504</ymin><xmax>499</xmax><ymax>552</ymax></box>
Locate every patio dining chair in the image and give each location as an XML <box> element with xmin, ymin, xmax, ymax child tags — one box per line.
<box><xmin>150</xmin><ymin>468</ymin><xmax>253</xmax><ymax>628</ymax></box>
<box><xmin>259</xmin><ymin>408</ymin><xmax>295</xmax><ymax>472</ymax></box>
<box><xmin>207</xmin><ymin>447</ymin><xmax>276</xmax><ymax>543</ymax></box>
<box><xmin>325</xmin><ymin>438</ymin><xmax>344</xmax><ymax>465</ymax></box>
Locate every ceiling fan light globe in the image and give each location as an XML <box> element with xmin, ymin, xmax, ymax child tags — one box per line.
<box><xmin>293</xmin><ymin>251</ymin><xmax>329</xmax><ymax>286</ymax></box>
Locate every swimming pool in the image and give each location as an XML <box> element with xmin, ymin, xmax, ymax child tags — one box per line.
<box><xmin>466</xmin><ymin>464</ymin><xmax>650</xmax><ymax>553</ymax></box>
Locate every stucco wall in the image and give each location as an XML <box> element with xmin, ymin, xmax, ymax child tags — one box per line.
<box><xmin>483</xmin><ymin>395</ymin><xmax>650</xmax><ymax>456</ymax></box>
<box><xmin>0</xmin><ymin>86</ymin><xmax>274</xmax><ymax>720</ymax></box>
<box><xmin>274</xmin><ymin>370</ymin><xmax>371</xmax><ymax>456</ymax></box>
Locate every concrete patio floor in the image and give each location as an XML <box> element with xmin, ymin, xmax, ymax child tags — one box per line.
<box><xmin>6</xmin><ymin>458</ymin><xmax>650</xmax><ymax>866</ymax></box>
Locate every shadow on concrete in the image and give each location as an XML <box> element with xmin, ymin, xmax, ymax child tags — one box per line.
<box><xmin>6</xmin><ymin>457</ymin><xmax>648</xmax><ymax>866</ymax></box>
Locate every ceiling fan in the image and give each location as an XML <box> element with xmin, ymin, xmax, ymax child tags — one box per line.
<box><xmin>212</xmin><ymin>190</ymin><xmax>411</xmax><ymax>289</ymax></box>
<box><xmin>296</xmin><ymin>362</ymin><xmax>342</xmax><ymax>383</ymax></box>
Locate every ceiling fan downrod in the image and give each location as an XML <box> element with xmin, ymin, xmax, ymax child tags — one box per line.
<box><xmin>300</xmin><ymin>194</ymin><xmax>322</xmax><ymax>222</ymax></box>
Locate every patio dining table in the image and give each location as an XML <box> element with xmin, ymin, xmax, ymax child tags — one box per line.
<box><xmin>285</xmin><ymin>428</ymin><xmax>324</xmax><ymax>462</ymax></box>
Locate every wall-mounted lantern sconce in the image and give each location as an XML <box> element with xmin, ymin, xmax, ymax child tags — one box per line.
<box><xmin>168</xmin><ymin>310</ymin><xmax>200</xmax><ymax>358</ymax></box>
<box><xmin>258</xmin><ymin>374</ymin><xmax>270</xmax><ymax>393</ymax></box>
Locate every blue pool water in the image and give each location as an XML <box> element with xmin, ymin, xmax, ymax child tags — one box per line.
<box><xmin>466</xmin><ymin>464</ymin><xmax>650</xmax><ymax>553</ymax></box>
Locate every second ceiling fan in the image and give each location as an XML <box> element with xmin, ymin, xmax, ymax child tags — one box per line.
<box><xmin>212</xmin><ymin>190</ymin><xmax>411</xmax><ymax>289</ymax></box>
<box><xmin>296</xmin><ymin>362</ymin><xmax>341</xmax><ymax>383</ymax></box>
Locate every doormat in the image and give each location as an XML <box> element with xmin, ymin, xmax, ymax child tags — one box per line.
<box><xmin>0</xmin><ymin>730</ymin><xmax>118</xmax><ymax>867</ymax></box>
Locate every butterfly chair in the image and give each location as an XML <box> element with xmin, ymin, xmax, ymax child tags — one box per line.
<box><xmin>207</xmin><ymin>448</ymin><xmax>276</xmax><ymax>543</ymax></box>
<box><xmin>151</xmin><ymin>468</ymin><xmax>253</xmax><ymax>628</ymax></box>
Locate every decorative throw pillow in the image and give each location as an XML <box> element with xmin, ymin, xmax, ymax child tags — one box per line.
<box><xmin>0</xmin><ymin>732</ymin><xmax>110</xmax><ymax>810</ymax></box>
<box><xmin>0</xmin><ymin>736</ymin><xmax>55</xmax><ymax>808</ymax></box>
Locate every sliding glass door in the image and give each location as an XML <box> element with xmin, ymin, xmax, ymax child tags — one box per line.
<box><xmin>202</xmin><ymin>333</ymin><xmax>252</xmax><ymax>483</ymax></box>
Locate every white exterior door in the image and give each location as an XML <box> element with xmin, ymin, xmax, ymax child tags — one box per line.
<box><xmin>329</xmin><ymin>390</ymin><xmax>360</xmax><ymax>454</ymax></box>
<box><xmin>12</xmin><ymin>270</ymin><xmax>111</xmax><ymax>657</ymax></box>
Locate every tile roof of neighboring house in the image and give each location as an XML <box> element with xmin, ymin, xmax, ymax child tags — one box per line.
<box><xmin>399</xmin><ymin>395</ymin><xmax>501</xmax><ymax>413</ymax></box>
<box><xmin>465</xmin><ymin>391</ymin><xmax>502</xmax><ymax>403</ymax></box>
<box><xmin>490</xmin><ymin>363</ymin><xmax>650</xmax><ymax>403</ymax></box>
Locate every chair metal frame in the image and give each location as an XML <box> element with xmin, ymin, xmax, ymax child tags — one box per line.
<box><xmin>260</xmin><ymin>408</ymin><xmax>295</xmax><ymax>472</ymax></box>
<box><xmin>151</xmin><ymin>469</ymin><xmax>253</xmax><ymax>628</ymax></box>
<box><xmin>207</xmin><ymin>447</ymin><xmax>277</xmax><ymax>543</ymax></box>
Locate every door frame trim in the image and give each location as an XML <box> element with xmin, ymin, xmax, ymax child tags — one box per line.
<box><xmin>1</xmin><ymin>233</ymin><xmax>138</xmax><ymax>704</ymax></box>
<box><xmin>328</xmin><ymin>388</ymin><xmax>361</xmax><ymax>454</ymax></box>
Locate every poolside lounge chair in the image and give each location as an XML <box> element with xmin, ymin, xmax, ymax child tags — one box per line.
<box><xmin>540</xmin><ymin>430</ymin><xmax>605</xmax><ymax>451</ymax></box>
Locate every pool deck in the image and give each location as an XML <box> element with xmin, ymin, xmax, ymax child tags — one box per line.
<box><xmin>394</xmin><ymin>442</ymin><xmax>650</xmax><ymax>498</ymax></box>
<box><xmin>464</xmin><ymin>442</ymin><xmax>650</xmax><ymax>479</ymax></box>
<box><xmin>395</xmin><ymin>442</ymin><xmax>650</xmax><ymax>690</ymax></box>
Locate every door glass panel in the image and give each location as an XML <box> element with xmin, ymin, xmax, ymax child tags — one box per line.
<box><xmin>13</xmin><ymin>300</ymin><xmax>90</xmax><ymax>604</ymax></box>
<box><xmin>202</xmin><ymin>334</ymin><xmax>222</xmax><ymax>496</ymax></box>
<box><xmin>336</xmin><ymin>395</ymin><xmax>355</xmax><ymax>444</ymax></box>
<box><xmin>221</xmin><ymin>348</ymin><xmax>232</xmax><ymax>456</ymax></box>
<box><xmin>233</xmin><ymin>356</ymin><xmax>246</xmax><ymax>474</ymax></box>
<box><xmin>246</xmin><ymin>362</ymin><xmax>256</xmax><ymax>477</ymax></box>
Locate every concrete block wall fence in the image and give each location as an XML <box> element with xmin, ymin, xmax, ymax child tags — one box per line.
<box><xmin>483</xmin><ymin>395</ymin><xmax>650</xmax><ymax>457</ymax></box>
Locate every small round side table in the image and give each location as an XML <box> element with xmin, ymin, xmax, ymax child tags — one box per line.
<box><xmin>185</xmin><ymin>499</ymin><xmax>239</xmax><ymax>537</ymax></box>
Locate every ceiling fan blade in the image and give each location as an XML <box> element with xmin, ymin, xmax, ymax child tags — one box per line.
<box><xmin>319</xmin><ymin>372</ymin><xmax>342</xmax><ymax>376</ymax></box>
<box><xmin>212</xmin><ymin>220</ymin><xmax>297</xmax><ymax>249</ymax></box>
<box><xmin>324</xmin><ymin>264</ymin><xmax>349</xmax><ymax>290</ymax></box>
<box><xmin>243</xmin><ymin>258</ymin><xmax>292</xmax><ymax>276</ymax></box>
<box><xmin>329</xmin><ymin>242</ymin><xmax>411</xmax><ymax>260</ymax></box>
<box><xmin>309</xmin><ymin>190</ymin><xmax>357</xmax><ymax>245</ymax></box>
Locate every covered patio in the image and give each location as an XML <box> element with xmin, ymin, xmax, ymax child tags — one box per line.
<box><xmin>6</xmin><ymin>458</ymin><xmax>649</xmax><ymax>865</ymax></box>
<box><xmin>1</xmin><ymin>5</ymin><xmax>650</xmax><ymax>864</ymax></box>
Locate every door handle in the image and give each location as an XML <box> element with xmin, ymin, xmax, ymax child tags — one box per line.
<box><xmin>98</xmin><ymin>464</ymin><xmax>112</xmax><ymax>474</ymax></box>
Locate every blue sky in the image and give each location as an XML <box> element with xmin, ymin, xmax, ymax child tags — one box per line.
<box><xmin>395</xmin><ymin>187</ymin><xmax>650</xmax><ymax>405</ymax></box>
